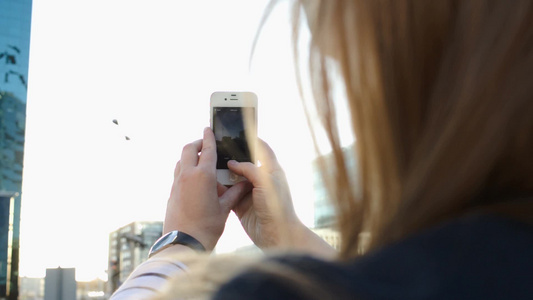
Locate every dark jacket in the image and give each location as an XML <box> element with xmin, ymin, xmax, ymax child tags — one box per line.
<box><xmin>215</xmin><ymin>213</ymin><xmax>533</xmax><ymax>299</ymax></box>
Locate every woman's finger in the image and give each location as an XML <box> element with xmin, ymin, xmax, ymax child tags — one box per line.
<box><xmin>228</xmin><ymin>161</ymin><xmax>263</xmax><ymax>187</ymax></box>
<box><xmin>217</xmin><ymin>181</ymin><xmax>228</xmax><ymax>197</ymax></box>
<box><xmin>220</xmin><ymin>180</ymin><xmax>253</xmax><ymax>212</ymax></box>
<box><xmin>180</xmin><ymin>139</ymin><xmax>202</xmax><ymax>169</ymax></box>
<box><xmin>198</xmin><ymin>127</ymin><xmax>217</xmax><ymax>169</ymax></box>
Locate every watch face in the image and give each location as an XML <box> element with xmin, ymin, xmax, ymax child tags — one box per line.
<box><xmin>150</xmin><ymin>231</ymin><xmax>177</xmax><ymax>254</ymax></box>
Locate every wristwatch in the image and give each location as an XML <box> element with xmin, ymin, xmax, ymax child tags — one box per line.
<box><xmin>148</xmin><ymin>230</ymin><xmax>206</xmax><ymax>258</ymax></box>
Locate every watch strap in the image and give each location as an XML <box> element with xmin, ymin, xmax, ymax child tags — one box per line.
<box><xmin>174</xmin><ymin>231</ymin><xmax>206</xmax><ymax>252</ymax></box>
<box><xmin>149</xmin><ymin>231</ymin><xmax>206</xmax><ymax>258</ymax></box>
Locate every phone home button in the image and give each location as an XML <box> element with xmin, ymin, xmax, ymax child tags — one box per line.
<box><xmin>229</xmin><ymin>172</ymin><xmax>239</xmax><ymax>182</ymax></box>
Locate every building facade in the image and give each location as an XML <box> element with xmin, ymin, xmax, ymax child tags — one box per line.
<box><xmin>18</xmin><ymin>276</ymin><xmax>44</xmax><ymax>300</ymax></box>
<box><xmin>0</xmin><ymin>0</ymin><xmax>33</xmax><ymax>298</ymax></box>
<box><xmin>107</xmin><ymin>221</ymin><xmax>163</xmax><ymax>294</ymax></box>
<box><xmin>77</xmin><ymin>278</ymin><xmax>106</xmax><ymax>300</ymax></box>
<box><xmin>43</xmin><ymin>268</ymin><xmax>76</xmax><ymax>300</ymax></box>
<box><xmin>311</xmin><ymin>228</ymin><xmax>341</xmax><ymax>250</ymax></box>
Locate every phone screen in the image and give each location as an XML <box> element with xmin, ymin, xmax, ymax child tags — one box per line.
<box><xmin>213</xmin><ymin>107</ymin><xmax>255</xmax><ymax>169</ymax></box>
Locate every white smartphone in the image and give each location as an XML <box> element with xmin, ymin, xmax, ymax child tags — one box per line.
<box><xmin>210</xmin><ymin>91</ymin><xmax>258</xmax><ymax>185</ymax></box>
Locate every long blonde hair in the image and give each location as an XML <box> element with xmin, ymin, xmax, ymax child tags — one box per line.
<box><xmin>293</xmin><ymin>0</ymin><xmax>533</xmax><ymax>257</ymax></box>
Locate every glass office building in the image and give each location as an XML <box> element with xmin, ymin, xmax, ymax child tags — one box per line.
<box><xmin>0</xmin><ymin>0</ymin><xmax>33</xmax><ymax>298</ymax></box>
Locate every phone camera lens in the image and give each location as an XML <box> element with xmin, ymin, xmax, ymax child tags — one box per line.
<box><xmin>224</xmin><ymin>98</ymin><xmax>227</xmax><ymax>101</ymax></box>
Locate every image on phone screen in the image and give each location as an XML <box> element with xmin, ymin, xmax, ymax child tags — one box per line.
<box><xmin>213</xmin><ymin>107</ymin><xmax>255</xmax><ymax>169</ymax></box>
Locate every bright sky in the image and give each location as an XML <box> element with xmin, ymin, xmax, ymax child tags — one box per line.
<box><xmin>20</xmin><ymin>0</ymin><xmax>320</xmax><ymax>281</ymax></box>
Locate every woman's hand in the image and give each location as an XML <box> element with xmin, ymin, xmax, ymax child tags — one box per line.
<box><xmin>227</xmin><ymin>140</ymin><xmax>301</xmax><ymax>248</ymax></box>
<box><xmin>163</xmin><ymin>128</ymin><xmax>251</xmax><ymax>251</ymax></box>
<box><xmin>229</xmin><ymin>140</ymin><xmax>337</xmax><ymax>257</ymax></box>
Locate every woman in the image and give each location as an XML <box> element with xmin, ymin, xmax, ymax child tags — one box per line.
<box><xmin>112</xmin><ymin>0</ymin><xmax>533</xmax><ymax>299</ymax></box>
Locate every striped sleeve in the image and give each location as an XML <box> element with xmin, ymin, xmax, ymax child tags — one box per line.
<box><xmin>110</xmin><ymin>258</ymin><xmax>188</xmax><ymax>299</ymax></box>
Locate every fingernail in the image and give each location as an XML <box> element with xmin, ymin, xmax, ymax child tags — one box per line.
<box><xmin>228</xmin><ymin>160</ymin><xmax>238</xmax><ymax>167</ymax></box>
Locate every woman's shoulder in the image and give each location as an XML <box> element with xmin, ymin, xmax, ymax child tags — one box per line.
<box><xmin>214</xmin><ymin>214</ymin><xmax>533</xmax><ymax>300</ymax></box>
<box><xmin>349</xmin><ymin>213</ymin><xmax>533</xmax><ymax>299</ymax></box>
